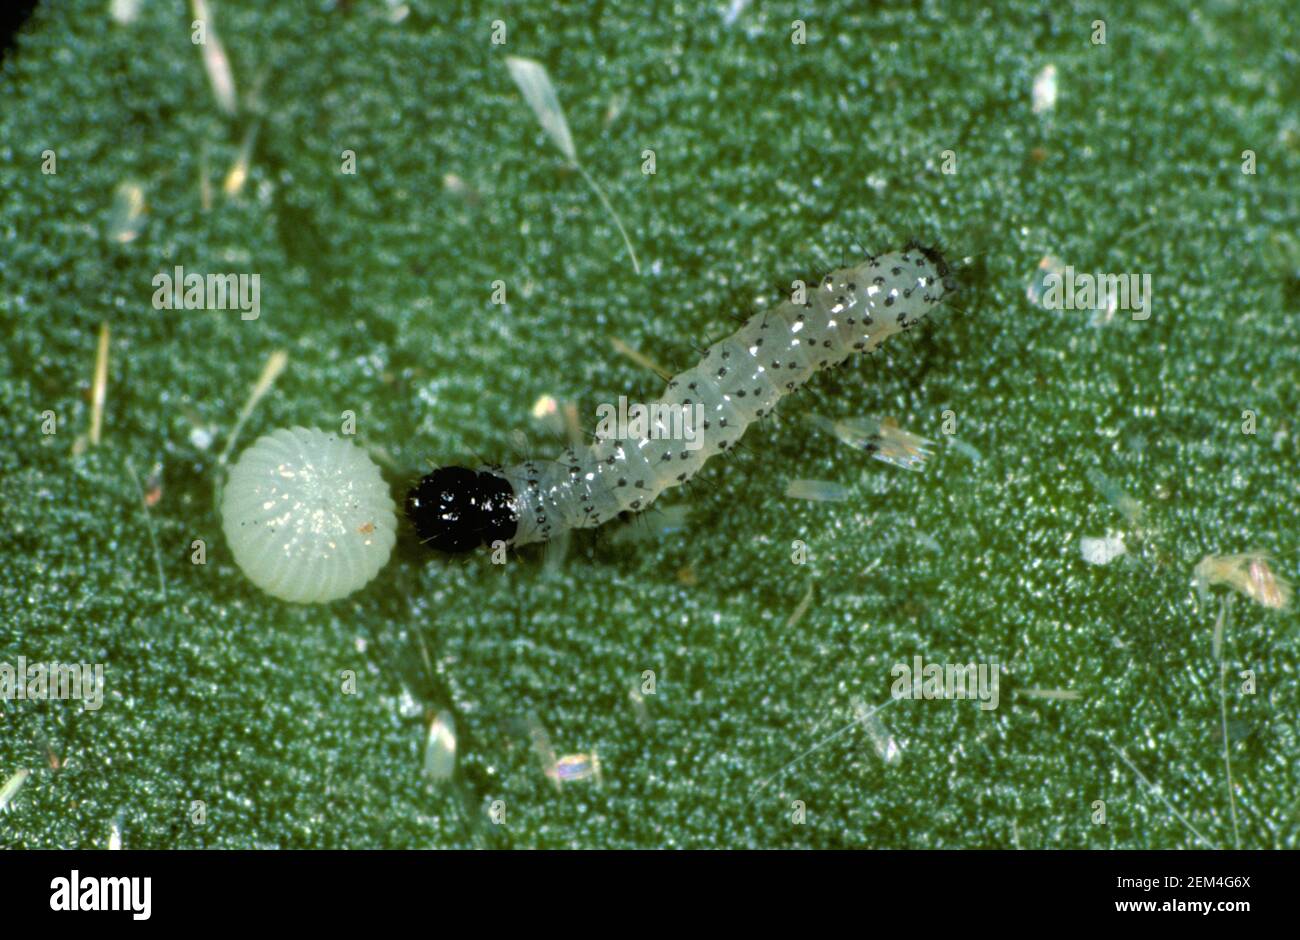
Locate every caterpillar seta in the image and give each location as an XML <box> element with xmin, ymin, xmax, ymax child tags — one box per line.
<box><xmin>406</xmin><ymin>244</ymin><xmax>957</xmax><ymax>553</ymax></box>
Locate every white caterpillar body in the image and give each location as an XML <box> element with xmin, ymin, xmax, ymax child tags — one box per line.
<box><xmin>405</xmin><ymin>248</ymin><xmax>956</xmax><ymax>551</ymax></box>
<box><xmin>406</xmin><ymin>248</ymin><xmax>954</xmax><ymax>553</ymax></box>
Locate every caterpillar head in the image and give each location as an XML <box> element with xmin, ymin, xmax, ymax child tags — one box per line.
<box><xmin>908</xmin><ymin>241</ymin><xmax>960</xmax><ymax>296</ymax></box>
<box><xmin>405</xmin><ymin>466</ymin><xmax>518</xmax><ymax>553</ymax></box>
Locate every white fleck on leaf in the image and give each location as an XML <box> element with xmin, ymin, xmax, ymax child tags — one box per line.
<box><xmin>530</xmin><ymin>393</ymin><xmax>560</xmax><ymax>423</ymax></box>
<box><xmin>89</xmin><ymin>322</ymin><xmax>110</xmax><ymax>448</ymax></box>
<box><xmin>812</xmin><ymin>415</ymin><xmax>933</xmax><ymax>471</ymax></box>
<box><xmin>442</xmin><ymin>172</ymin><xmax>479</xmax><ymax>204</ymax></box>
<box><xmin>192</xmin><ymin>0</ymin><xmax>238</xmax><ymax>117</ymax></box>
<box><xmin>1018</xmin><ymin>688</ymin><xmax>1083</xmax><ymax>701</ymax></box>
<box><xmin>852</xmin><ymin>698</ymin><xmax>902</xmax><ymax>765</ymax></box>
<box><xmin>397</xmin><ymin>688</ymin><xmax>421</xmax><ymax>719</ymax></box>
<box><xmin>423</xmin><ymin>710</ymin><xmax>457</xmax><ymax>782</ymax></box>
<box><xmin>547</xmin><ymin>752</ymin><xmax>602</xmax><ymax>786</ymax></box>
<box><xmin>785</xmin><ymin>478</ymin><xmax>851</xmax><ymax>502</ymax></box>
<box><xmin>722</xmin><ymin>0</ymin><xmax>751</xmax><ymax>26</ymax></box>
<box><xmin>1032</xmin><ymin>64</ymin><xmax>1058</xmax><ymax>114</ymax></box>
<box><xmin>525</xmin><ymin>713</ymin><xmax>561</xmax><ymax>792</ymax></box>
<box><xmin>223</xmin><ymin>118</ymin><xmax>260</xmax><ymax>196</ymax></box>
<box><xmin>106</xmin><ymin>181</ymin><xmax>146</xmax><ymax>243</ymax></box>
<box><xmin>110</xmin><ymin>0</ymin><xmax>142</xmax><ymax>26</ymax></box>
<box><xmin>505</xmin><ymin>56</ymin><xmax>576</xmax><ymax>164</ymax></box>
<box><xmin>1027</xmin><ymin>255</ymin><xmax>1066</xmax><ymax>307</ymax></box>
<box><xmin>0</xmin><ymin>768</ymin><xmax>30</xmax><ymax>812</ymax></box>
<box><xmin>627</xmin><ymin>686</ymin><xmax>651</xmax><ymax>729</ymax></box>
<box><xmin>785</xmin><ymin>583</ymin><xmax>814</xmax><ymax>628</ymax></box>
<box><xmin>1212</xmin><ymin>597</ymin><xmax>1226</xmax><ymax>661</ymax></box>
<box><xmin>1080</xmin><ymin>532</ymin><xmax>1127</xmax><ymax>565</ymax></box>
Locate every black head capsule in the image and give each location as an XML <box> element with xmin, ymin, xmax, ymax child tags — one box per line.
<box><xmin>405</xmin><ymin>466</ymin><xmax>518</xmax><ymax>553</ymax></box>
<box><xmin>905</xmin><ymin>240</ymin><xmax>951</xmax><ymax>277</ymax></box>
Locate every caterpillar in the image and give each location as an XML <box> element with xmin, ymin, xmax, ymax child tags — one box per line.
<box><xmin>406</xmin><ymin>244</ymin><xmax>957</xmax><ymax>553</ymax></box>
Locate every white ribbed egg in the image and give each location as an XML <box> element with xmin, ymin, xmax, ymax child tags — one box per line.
<box><xmin>221</xmin><ymin>427</ymin><xmax>397</xmax><ymax>603</ymax></box>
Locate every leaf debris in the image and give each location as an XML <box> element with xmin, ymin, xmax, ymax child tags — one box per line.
<box><xmin>505</xmin><ymin>56</ymin><xmax>640</xmax><ymax>274</ymax></box>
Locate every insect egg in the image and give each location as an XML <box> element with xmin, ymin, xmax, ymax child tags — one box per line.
<box><xmin>221</xmin><ymin>426</ymin><xmax>397</xmax><ymax>603</ymax></box>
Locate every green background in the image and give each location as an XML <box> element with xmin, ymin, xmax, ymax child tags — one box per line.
<box><xmin>2</xmin><ymin>0</ymin><xmax>1297</xmax><ymax>848</ymax></box>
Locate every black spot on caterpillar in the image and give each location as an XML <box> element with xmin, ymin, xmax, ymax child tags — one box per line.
<box><xmin>406</xmin><ymin>244</ymin><xmax>957</xmax><ymax>553</ymax></box>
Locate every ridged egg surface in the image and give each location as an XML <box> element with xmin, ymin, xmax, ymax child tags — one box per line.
<box><xmin>221</xmin><ymin>427</ymin><xmax>397</xmax><ymax>603</ymax></box>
